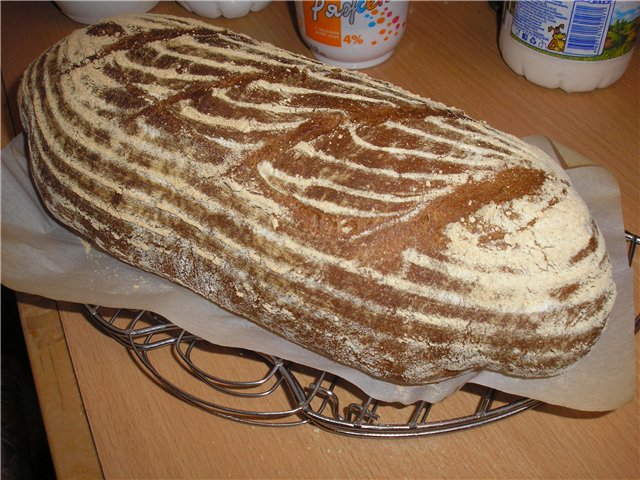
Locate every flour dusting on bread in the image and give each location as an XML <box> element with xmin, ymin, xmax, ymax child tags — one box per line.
<box><xmin>19</xmin><ymin>14</ymin><xmax>615</xmax><ymax>383</ymax></box>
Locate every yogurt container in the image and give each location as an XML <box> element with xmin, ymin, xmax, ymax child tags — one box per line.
<box><xmin>499</xmin><ymin>1</ymin><xmax>639</xmax><ymax>93</ymax></box>
<box><xmin>295</xmin><ymin>1</ymin><xmax>408</xmax><ymax>69</ymax></box>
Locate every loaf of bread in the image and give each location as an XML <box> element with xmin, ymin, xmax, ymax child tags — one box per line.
<box><xmin>19</xmin><ymin>13</ymin><xmax>615</xmax><ymax>384</ymax></box>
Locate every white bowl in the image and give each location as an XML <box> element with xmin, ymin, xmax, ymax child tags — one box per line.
<box><xmin>55</xmin><ymin>1</ymin><xmax>159</xmax><ymax>24</ymax></box>
<box><xmin>178</xmin><ymin>1</ymin><xmax>271</xmax><ymax>19</ymax></box>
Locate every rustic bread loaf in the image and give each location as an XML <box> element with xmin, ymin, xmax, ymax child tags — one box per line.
<box><xmin>19</xmin><ymin>13</ymin><xmax>615</xmax><ymax>384</ymax></box>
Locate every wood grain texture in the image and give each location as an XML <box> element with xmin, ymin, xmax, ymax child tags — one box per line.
<box><xmin>57</xmin><ymin>300</ymin><xmax>640</xmax><ymax>480</ymax></box>
<box><xmin>16</xmin><ymin>294</ymin><xmax>102</xmax><ymax>479</ymax></box>
<box><xmin>1</xmin><ymin>70</ymin><xmax>15</xmax><ymax>147</ymax></box>
<box><xmin>4</xmin><ymin>1</ymin><xmax>638</xmax><ymax>478</ymax></box>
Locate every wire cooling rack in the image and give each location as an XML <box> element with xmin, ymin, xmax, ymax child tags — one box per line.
<box><xmin>81</xmin><ymin>231</ymin><xmax>640</xmax><ymax>438</ymax></box>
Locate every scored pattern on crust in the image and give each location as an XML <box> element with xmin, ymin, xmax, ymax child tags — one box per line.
<box><xmin>19</xmin><ymin>14</ymin><xmax>615</xmax><ymax>383</ymax></box>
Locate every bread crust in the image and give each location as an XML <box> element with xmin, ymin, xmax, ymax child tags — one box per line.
<box><xmin>18</xmin><ymin>14</ymin><xmax>615</xmax><ymax>384</ymax></box>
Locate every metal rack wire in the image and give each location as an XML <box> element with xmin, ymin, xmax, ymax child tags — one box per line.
<box><xmin>81</xmin><ymin>231</ymin><xmax>639</xmax><ymax>437</ymax></box>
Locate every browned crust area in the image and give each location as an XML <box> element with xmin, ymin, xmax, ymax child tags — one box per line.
<box><xmin>18</xmin><ymin>14</ymin><xmax>615</xmax><ymax>384</ymax></box>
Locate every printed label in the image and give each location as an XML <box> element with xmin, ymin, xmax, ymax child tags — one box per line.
<box><xmin>509</xmin><ymin>1</ymin><xmax>640</xmax><ymax>60</ymax></box>
<box><xmin>303</xmin><ymin>0</ymin><xmax>343</xmax><ymax>47</ymax></box>
<box><xmin>301</xmin><ymin>0</ymin><xmax>406</xmax><ymax>48</ymax></box>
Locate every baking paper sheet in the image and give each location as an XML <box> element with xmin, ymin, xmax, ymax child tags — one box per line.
<box><xmin>1</xmin><ymin>134</ymin><xmax>635</xmax><ymax>410</ymax></box>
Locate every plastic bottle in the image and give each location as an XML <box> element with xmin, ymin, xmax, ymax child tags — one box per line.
<box><xmin>294</xmin><ymin>1</ymin><xmax>408</xmax><ymax>69</ymax></box>
<box><xmin>499</xmin><ymin>1</ymin><xmax>639</xmax><ymax>93</ymax></box>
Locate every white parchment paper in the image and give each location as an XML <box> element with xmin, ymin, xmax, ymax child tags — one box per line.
<box><xmin>1</xmin><ymin>134</ymin><xmax>634</xmax><ymax>410</ymax></box>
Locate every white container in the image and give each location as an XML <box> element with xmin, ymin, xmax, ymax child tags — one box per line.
<box><xmin>294</xmin><ymin>0</ymin><xmax>408</xmax><ymax>69</ymax></box>
<box><xmin>499</xmin><ymin>1</ymin><xmax>639</xmax><ymax>93</ymax></box>
<box><xmin>177</xmin><ymin>1</ymin><xmax>271</xmax><ymax>19</ymax></box>
<box><xmin>55</xmin><ymin>1</ymin><xmax>159</xmax><ymax>24</ymax></box>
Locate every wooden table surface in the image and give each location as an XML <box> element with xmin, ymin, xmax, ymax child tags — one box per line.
<box><xmin>2</xmin><ymin>2</ymin><xmax>639</xmax><ymax>479</ymax></box>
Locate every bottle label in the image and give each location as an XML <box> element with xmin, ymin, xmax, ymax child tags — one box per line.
<box><xmin>300</xmin><ymin>0</ymin><xmax>407</xmax><ymax>48</ymax></box>
<box><xmin>508</xmin><ymin>1</ymin><xmax>640</xmax><ymax>60</ymax></box>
